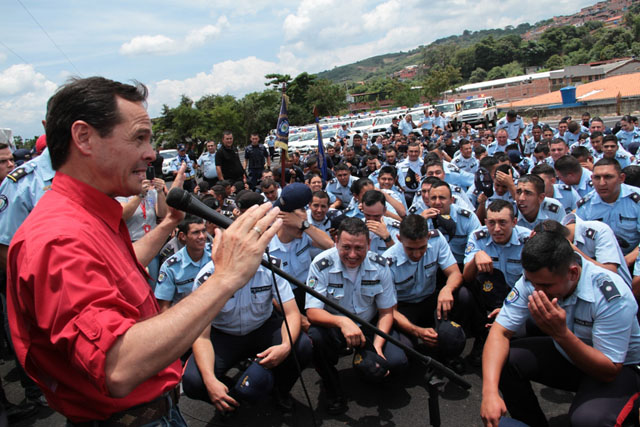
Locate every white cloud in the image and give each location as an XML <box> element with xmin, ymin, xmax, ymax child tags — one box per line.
<box><xmin>0</xmin><ymin>64</ymin><xmax>57</xmax><ymax>135</ymax></box>
<box><xmin>119</xmin><ymin>16</ymin><xmax>230</xmax><ymax>56</ymax></box>
<box><xmin>148</xmin><ymin>56</ymin><xmax>298</xmax><ymax>115</ymax></box>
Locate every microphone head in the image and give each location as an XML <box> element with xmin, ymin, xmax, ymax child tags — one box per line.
<box><xmin>166</xmin><ymin>187</ymin><xmax>192</xmax><ymax>210</ymax></box>
<box><xmin>272</xmin><ymin>183</ymin><xmax>312</xmax><ymax>212</ymax></box>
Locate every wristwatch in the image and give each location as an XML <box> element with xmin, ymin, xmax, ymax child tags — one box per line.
<box><xmin>383</xmin><ymin>235</ymin><xmax>393</xmax><ymax>243</ymax></box>
<box><xmin>300</xmin><ymin>220</ymin><xmax>310</xmax><ymax>231</ymax></box>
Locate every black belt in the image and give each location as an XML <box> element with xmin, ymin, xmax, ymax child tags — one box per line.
<box><xmin>69</xmin><ymin>386</ymin><xmax>180</xmax><ymax>427</ymax></box>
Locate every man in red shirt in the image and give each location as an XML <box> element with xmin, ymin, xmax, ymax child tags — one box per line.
<box><xmin>6</xmin><ymin>77</ymin><xmax>282</xmax><ymax>425</ymax></box>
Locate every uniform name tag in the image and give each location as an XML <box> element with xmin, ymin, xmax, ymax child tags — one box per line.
<box><xmin>251</xmin><ymin>286</ymin><xmax>271</xmax><ymax>294</ymax></box>
<box><xmin>361</xmin><ymin>280</ymin><xmax>380</xmax><ymax>286</ymax></box>
<box><xmin>328</xmin><ymin>283</ymin><xmax>343</xmax><ymax>288</ymax></box>
<box><xmin>574</xmin><ymin>318</ymin><xmax>593</xmax><ymax>327</ymax></box>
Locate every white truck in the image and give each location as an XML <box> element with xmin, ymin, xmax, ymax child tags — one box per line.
<box><xmin>459</xmin><ymin>96</ymin><xmax>498</xmax><ymax>128</ymax></box>
<box><xmin>435</xmin><ymin>101</ymin><xmax>463</xmax><ymax>131</ymax></box>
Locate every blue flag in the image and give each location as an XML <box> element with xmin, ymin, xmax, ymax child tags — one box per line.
<box><xmin>275</xmin><ymin>94</ymin><xmax>289</xmax><ymax>154</ymax></box>
<box><xmin>314</xmin><ymin>107</ymin><xmax>328</xmax><ymax>181</ymax></box>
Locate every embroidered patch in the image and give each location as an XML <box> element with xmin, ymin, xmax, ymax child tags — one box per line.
<box><xmin>157</xmin><ymin>272</ymin><xmax>166</xmax><ymax>283</ymax></box>
<box><xmin>308</xmin><ymin>276</ymin><xmax>317</xmax><ymax>289</ymax></box>
<box><xmin>482</xmin><ymin>281</ymin><xmax>494</xmax><ymax>293</ymax></box>
<box><xmin>505</xmin><ymin>288</ymin><xmax>519</xmax><ymax>305</ymax></box>
<box><xmin>0</xmin><ymin>195</ymin><xmax>7</xmax><ymax>213</ymax></box>
<box><xmin>465</xmin><ymin>242</ymin><xmax>476</xmax><ymax>255</ymax></box>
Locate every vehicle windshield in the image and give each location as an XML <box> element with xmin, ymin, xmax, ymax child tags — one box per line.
<box><xmin>353</xmin><ymin>119</ymin><xmax>374</xmax><ymax>128</ymax></box>
<box><xmin>323</xmin><ymin>129</ymin><xmax>338</xmax><ymax>138</ymax></box>
<box><xmin>301</xmin><ymin>132</ymin><xmax>317</xmax><ymax>141</ymax></box>
<box><xmin>374</xmin><ymin>116</ymin><xmax>393</xmax><ymax>126</ymax></box>
<box><xmin>437</xmin><ymin>104</ymin><xmax>455</xmax><ymax>113</ymax></box>
<box><xmin>159</xmin><ymin>150</ymin><xmax>178</xmax><ymax>159</ymax></box>
<box><xmin>463</xmin><ymin>99</ymin><xmax>488</xmax><ymax>109</ymax></box>
<box><xmin>289</xmin><ymin>133</ymin><xmax>302</xmax><ymax>142</ymax></box>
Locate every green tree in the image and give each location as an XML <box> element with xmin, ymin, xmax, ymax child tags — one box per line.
<box><xmin>422</xmin><ymin>65</ymin><xmax>461</xmax><ymax>101</ymax></box>
<box><xmin>545</xmin><ymin>54</ymin><xmax>564</xmax><ymax>70</ymax></box>
<box><xmin>264</xmin><ymin>73</ymin><xmax>292</xmax><ymax>90</ymax></box>
<box><xmin>486</xmin><ymin>66</ymin><xmax>506</xmax><ymax>80</ymax></box>
<box><xmin>452</xmin><ymin>46</ymin><xmax>477</xmax><ymax>79</ymax></box>
<box><xmin>306</xmin><ymin>79</ymin><xmax>347</xmax><ymax>116</ymax></box>
<box><xmin>469</xmin><ymin>67</ymin><xmax>487</xmax><ymax>83</ymax></box>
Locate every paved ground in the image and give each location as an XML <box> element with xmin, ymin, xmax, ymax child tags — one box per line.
<box><xmin>5</xmin><ymin>339</ymin><xmax>576</xmax><ymax>427</ymax></box>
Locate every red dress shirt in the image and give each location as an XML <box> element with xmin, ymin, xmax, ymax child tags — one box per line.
<box><xmin>7</xmin><ymin>172</ymin><xmax>181</xmax><ymax>422</ymax></box>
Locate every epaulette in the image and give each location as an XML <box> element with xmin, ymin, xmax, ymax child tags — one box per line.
<box><xmin>315</xmin><ymin>257</ymin><xmax>333</xmax><ymax>271</ymax></box>
<box><xmin>369</xmin><ymin>253</ymin><xmax>387</xmax><ymax>266</ymax></box>
<box><xmin>585</xmin><ymin>228</ymin><xmax>596</xmax><ymax>240</ymax></box>
<box><xmin>329</xmin><ymin>178</ymin><xmax>337</xmax><ymax>185</ymax></box>
<box><xmin>386</xmin><ymin>256</ymin><xmax>395</xmax><ymax>266</ymax></box>
<box><xmin>630</xmin><ymin>192</ymin><xmax>640</xmax><ymax>203</ymax></box>
<box><xmin>408</xmin><ymin>206</ymin><xmax>418</xmax><ymax>214</ymax></box>
<box><xmin>597</xmin><ymin>276</ymin><xmax>621</xmax><ymax>302</ymax></box>
<box><xmin>454</xmin><ymin>158</ymin><xmax>461</xmax><ymax>164</ymax></box>
<box><xmin>562</xmin><ymin>184</ymin><xmax>571</xmax><ymax>191</ymax></box>
<box><xmin>459</xmin><ymin>209</ymin><xmax>471</xmax><ymax>218</ymax></box>
<box><xmin>448</xmin><ymin>164</ymin><xmax>460</xmax><ymax>173</ymax></box>
<box><xmin>268</xmin><ymin>255</ymin><xmax>282</xmax><ymax>268</ymax></box>
<box><xmin>587</xmin><ymin>179</ymin><xmax>593</xmax><ymax>187</ymax></box>
<box><xmin>519</xmin><ymin>234</ymin><xmax>529</xmax><ymax>244</ymax></box>
<box><xmin>576</xmin><ymin>195</ymin><xmax>589</xmax><ymax>208</ymax></box>
<box><xmin>544</xmin><ymin>201</ymin><xmax>559</xmax><ymax>213</ymax></box>
<box><xmin>165</xmin><ymin>256</ymin><xmax>179</xmax><ymax>266</ymax></box>
<box><xmin>390</xmin><ymin>220</ymin><xmax>401</xmax><ymax>229</ymax></box>
<box><xmin>197</xmin><ymin>270</ymin><xmax>213</xmax><ymax>286</ymax></box>
<box><xmin>160</xmin><ymin>246</ymin><xmax>175</xmax><ymax>259</ymax></box>
<box><xmin>428</xmin><ymin>229</ymin><xmax>439</xmax><ymax>238</ymax></box>
<box><xmin>473</xmin><ymin>189</ymin><xmax>481</xmax><ymax>195</ymax></box>
<box><xmin>453</xmin><ymin>186</ymin><xmax>462</xmax><ymax>193</ymax></box>
<box><xmin>6</xmin><ymin>168</ymin><xmax>28</xmax><ymax>182</ymax></box>
<box><xmin>474</xmin><ymin>229</ymin><xmax>488</xmax><ymax>240</ymax></box>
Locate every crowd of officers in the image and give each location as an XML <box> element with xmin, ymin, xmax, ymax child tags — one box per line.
<box><xmin>3</xmin><ymin>104</ymin><xmax>640</xmax><ymax>426</ymax></box>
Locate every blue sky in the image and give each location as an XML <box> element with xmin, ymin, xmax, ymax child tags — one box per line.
<box><xmin>1</xmin><ymin>0</ymin><xmax>595</xmax><ymax>138</ymax></box>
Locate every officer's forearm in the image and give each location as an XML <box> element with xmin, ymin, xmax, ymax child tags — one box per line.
<box><xmin>482</xmin><ymin>323</ymin><xmax>512</xmax><ymax>398</ymax></box>
<box><xmin>553</xmin><ymin>329</ymin><xmax>622</xmax><ymax>382</ymax></box>
<box><xmin>625</xmin><ymin>246</ymin><xmax>639</xmax><ymax>267</ymax></box>
<box><xmin>374</xmin><ymin>308</ymin><xmax>393</xmax><ymax>349</ymax></box>
<box><xmin>443</xmin><ymin>265</ymin><xmax>463</xmax><ymax>291</ymax></box>
<box><xmin>462</xmin><ymin>260</ymin><xmax>478</xmax><ymax>283</ymax></box>
<box><xmin>307</xmin><ymin>307</ymin><xmax>346</xmax><ymax>329</ymax></box>
<box><xmin>384</xmin><ymin>193</ymin><xmax>406</xmax><ymax>217</ymax></box>
<box><xmin>156</xmin><ymin>190</ymin><xmax>168</xmax><ymax>220</ymax></box>
<box><xmin>192</xmin><ymin>325</ymin><xmax>218</xmax><ymax>386</ymax></box>
<box><xmin>132</xmin><ymin>216</ymin><xmax>181</xmax><ymax>267</ymax></box>
<box><xmin>216</xmin><ymin>166</ymin><xmax>224</xmax><ymax>181</ymax></box>
<box><xmin>280</xmin><ymin>299</ymin><xmax>301</xmax><ymax>348</ymax></box>
<box><xmin>307</xmin><ymin>226</ymin><xmax>334</xmax><ymax>250</ymax></box>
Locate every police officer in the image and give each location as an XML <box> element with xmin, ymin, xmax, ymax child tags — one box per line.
<box><xmin>554</xmin><ymin>155</ymin><xmax>594</xmax><ymax>198</ymax></box>
<box><xmin>426</xmin><ymin>180</ymin><xmax>481</xmax><ymax>264</ymax></box>
<box><xmin>326</xmin><ymin>163</ymin><xmax>356</xmax><ymax>209</ymax></box>
<box><xmin>170</xmin><ymin>144</ymin><xmax>196</xmax><ymax>192</ymax></box>
<box><xmin>397</xmin><ymin>142</ymin><xmax>423</xmax><ymax>206</ymax></box>
<box><xmin>423</xmin><ymin>161</ymin><xmax>475</xmax><ymax>210</ymax></box>
<box><xmin>530</xmin><ymin>163</ymin><xmax>581</xmax><ymax>214</ymax></box>
<box><xmin>577</xmin><ymin>158</ymin><xmax>640</xmax><ymax>256</ymax></box>
<box><xmin>481</xmin><ymin>231</ymin><xmax>640</xmax><ymax>427</ymax></box>
<box><xmin>384</xmin><ymin>215</ymin><xmax>467</xmax><ymax>369</ymax></box>
<box><xmin>359</xmin><ymin>189</ymin><xmax>400</xmax><ymax>254</ymax></box>
<box><xmin>451</xmin><ymin>139</ymin><xmax>479</xmax><ymax>174</ymax></box>
<box><xmin>515</xmin><ymin>174</ymin><xmax>564</xmax><ymax>230</ymax></box>
<box><xmin>154</xmin><ymin>216</ymin><xmax>212</xmax><ymax>310</ymax></box>
<box><xmin>487</xmin><ymin>129</ymin><xmax>511</xmax><ymax>156</ymax></box>
<box><xmin>183</xmin><ymin>253</ymin><xmax>312</xmax><ymax>414</ymax></box>
<box><xmin>523</xmin><ymin>125</ymin><xmax>543</xmax><ymax>157</ymax></box>
<box><xmin>244</xmin><ymin>133</ymin><xmax>270</xmax><ymax>190</ymax></box>
<box><xmin>602</xmin><ymin>134</ymin><xmax>634</xmax><ymax>168</ymax></box>
<box><xmin>305</xmin><ymin>218</ymin><xmax>408</xmax><ymax>415</ymax></box>
<box><xmin>197</xmin><ymin>140</ymin><xmax>218</xmax><ymax>187</ymax></box>
<box><xmin>462</xmin><ymin>200</ymin><xmax>531</xmax><ymax>365</ymax></box>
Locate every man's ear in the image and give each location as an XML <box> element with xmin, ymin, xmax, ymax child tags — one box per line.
<box><xmin>69</xmin><ymin>120</ymin><xmax>94</xmax><ymax>157</ymax></box>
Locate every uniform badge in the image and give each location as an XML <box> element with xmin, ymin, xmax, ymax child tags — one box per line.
<box><xmin>157</xmin><ymin>272</ymin><xmax>166</xmax><ymax>283</ymax></box>
<box><xmin>505</xmin><ymin>288</ymin><xmax>519</xmax><ymax>305</ymax></box>
<box><xmin>0</xmin><ymin>195</ymin><xmax>7</xmax><ymax>213</ymax></box>
<box><xmin>464</xmin><ymin>242</ymin><xmax>475</xmax><ymax>255</ymax></box>
<box><xmin>308</xmin><ymin>276</ymin><xmax>318</xmax><ymax>289</ymax></box>
<box><xmin>482</xmin><ymin>281</ymin><xmax>493</xmax><ymax>292</ymax></box>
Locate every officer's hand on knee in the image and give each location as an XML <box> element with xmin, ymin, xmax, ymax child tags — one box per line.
<box><xmin>339</xmin><ymin>317</ymin><xmax>365</xmax><ymax>348</ymax></box>
<box><xmin>481</xmin><ymin>393</ymin><xmax>506</xmax><ymax>427</ymax></box>
<box><xmin>485</xmin><ymin>308</ymin><xmax>500</xmax><ymax>328</ymax></box>
<box><xmin>207</xmin><ymin>378</ymin><xmax>239</xmax><ymax>413</ymax></box>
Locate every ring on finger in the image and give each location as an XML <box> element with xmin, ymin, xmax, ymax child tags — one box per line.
<box><xmin>252</xmin><ymin>226</ymin><xmax>263</xmax><ymax>236</ymax></box>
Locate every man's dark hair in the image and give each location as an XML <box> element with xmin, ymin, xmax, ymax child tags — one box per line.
<box><xmin>334</xmin><ymin>163</ymin><xmax>349</xmax><ymax>173</ymax></box>
<box><xmin>379</xmin><ymin>165</ymin><xmax>397</xmax><ymax>179</ymax></box>
<box><xmin>623</xmin><ymin>165</ymin><xmax>640</xmax><ymax>188</ymax></box>
<box><xmin>365</xmin><ymin>154</ymin><xmax>377</xmax><ymax>163</ymax></box>
<box><xmin>222</xmin><ymin>130</ymin><xmax>232</xmax><ymax>137</ymax></box>
<box><xmin>430</xmin><ymin>180</ymin><xmax>452</xmax><ymax>196</ymax></box>
<box><xmin>493</xmin><ymin>152</ymin><xmax>508</xmax><ymax>163</ymax></box>
<box><xmin>487</xmin><ymin>199</ymin><xmax>515</xmax><ymax>217</ymax></box>
<box><xmin>352</xmin><ymin>134</ymin><xmax>363</xmax><ymax>141</ymax></box>
<box><xmin>200</xmin><ymin>195</ymin><xmax>220</xmax><ymax>210</ymax></box>
<box><xmin>260</xmin><ymin>178</ymin><xmax>277</xmax><ymax>190</ymax></box>
<box><xmin>305</xmin><ymin>155</ymin><xmax>318</xmax><ymax>168</ymax></box>
<box><xmin>495</xmin><ymin>163</ymin><xmax>511</xmax><ymax>175</ymax></box>
<box><xmin>351</xmin><ymin>178</ymin><xmax>374</xmax><ymax>196</ymax></box>
<box><xmin>474</xmin><ymin>145</ymin><xmax>487</xmax><ymax>156</ymax></box>
<box><xmin>399</xmin><ymin>214</ymin><xmax>429</xmax><ymax>240</ymax></box>
<box><xmin>591</xmin><ymin>116</ymin><xmax>604</xmax><ymax>125</ymax></box>
<box><xmin>533</xmin><ymin>220</ymin><xmax>570</xmax><ymax>238</ymax></box>
<box><xmin>177</xmin><ymin>214</ymin><xmax>204</xmax><ymax>235</ymax></box>
<box><xmin>568</xmin><ymin>121</ymin><xmax>580</xmax><ymax>133</ymax></box>
<box><xmin>361</xmin><ymin>189</ymin><xmax>386</xmax><ymax>207</ymax></box>
<box><xmin>385</xmin><ymin>146</ymin><xmax>397</xmax><ymax>154</ymax></box>
<box><xmin>422</xmin><ymin>176</ymin><xmax>442</xmax><ymax>187</ymax></box>
<box><xmin>46</xmin><ymin>77</ymin><xmax>148</xmax><ymax>170</ymax></box>
<box><xmin>424</xmin><ymin>160</ymin><xmax>444</xmax><ymax>172</ymax></box>
<box><xmin>337</xmin><ymin>217</ymin><xmax>369</xmax><ymax>241</ymax></box>
<box><xmin>479</xmin><ymin>156</ymin><xmax>498</xmax><ymax>171</ymax></box>
<box><xmin>311</xmin><ymin>190</ymin><xmax>330</xmax><ymax>202</ymax></box>
<box><xmin>590</xmin><ymin>131</ymin><xmax>603</xmax><ymax>139</ymax></box>
<box><xmin>594</xmin><ymin>157</ymin><xmax>622</xmax><ymax>174</ymax></box>
<box><xmin>531</xmin><ymin>124</ymin><xmax>541</xmax><ymax>131</ymax></box>
<box><xmin>0</xmin><ymin>143</ymin><xmax>8</xmax><ymax>150</ymax></box>
<box><xmin>522</xmin><ymin>231</ymin><xmax>577</xmax><ymax>275</ymax></box>
<box><xmin>507</xmin><ymin>110</ymin><xmax>517</xmax><ymax>118</ymax></box>
<box><xmin>554</xmin><ymin>155</ymin><xmax>582</xmax><ymax>174</ymax></box>
<box><xmin>531</xmin><ymin>163</ymin><xmax>556</xmax><ymax>178</ymax></box>
<box><xmin>549</xmin><ymin>138</ymin><xmax>568</xmax><ymax>148</ymax></box>
<box><xmin>505</xmin><ymin>143</ymin><xmax>519</xmax><ymax>152</ymax></box>
<box><xmin>459</xmin><ymin>139</ymin><xmax>471</xmax><ymax>148</ymax></box>
<box><xmin>534</xmin><ymin>143</ymin><xmax>550</xmax><ymax>155</ymax></box>
<box><xmin>517</xmin><ymin>174</ymin><xmax>545</xmax><ymax>194</ymax></box>
<box><xmin>571</xmin><ymin>146</ymin><xmax>591</xmax><ymax>160</ymax></box>
<box><xmin>603</xmin><ymin>134</ymin><xmax>618</xmax><ymax>144</ymax></box>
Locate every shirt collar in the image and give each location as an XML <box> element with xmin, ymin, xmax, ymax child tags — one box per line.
<box><xmin>51</xmin><ymin>172</ymin><xmax>123</xmax><ymax>234</ymax></box>
<box><xmin>179</xmin><ymin>246</ymin><xmax>204</xmax><ymax>269</ymax></box>
<box><xmin>39</xmin><ymin>148</ymin><xmax>56</xmax><ymax>182</ymax></box>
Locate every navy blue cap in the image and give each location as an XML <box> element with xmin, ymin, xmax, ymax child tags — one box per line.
<box><xmin>12</xmin><ymin>148</ymin><xmax>31</xmax><ymax>166</ymax></box>
<box><xmin>404</xmin><ymin>168</ymin><xmax>419</xmax><ymax>190</ymax></box>
<box><xmin>272</xmin><ymin>182</ymin><xmax>312</xmax><ymax>212</ymax></box>
<box><xmin>232</xmin><ymin>360</ymin><xmax>274</xmax><ymax>403</ymax></box>
<box><xmin>353</xmin><ymin>349</ymin><xmax>390</xmax><ymax>382</ymax></box>
<box><xmin>507</xmin><ymin>150</ymin><xmax>522</xmax><ymax>164</ymax></box>
<box><xmin>477</xmin><ymin>269</ymin><xmax>510</xmax><ymax>310</ymax></box>
<box><xmin>436</xmin><ymin>320</ymin><xmax>466</xmax><ymax>360</ymax></box>
<box><xmin>474</xmin><ymin>167</ymin><xmax>494</xmax><ymax>198</ymax></box>
<box><xmin>177</xmin><ymin>143</ymin><xmax>186</xmax><ymax>151</ymax></box>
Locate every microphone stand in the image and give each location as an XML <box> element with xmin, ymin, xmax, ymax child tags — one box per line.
<box><xmin>167</xmin><ymin>189</ymin><xmax>471</xmax><ymax>426</ymax></box>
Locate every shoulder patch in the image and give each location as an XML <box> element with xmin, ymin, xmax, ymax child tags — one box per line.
<box><xmin>631</xmin><ymin>192</ymin><xmax>640</xmax><ymax>203</ymax></box>
<box><xmin>390</xmin><ymin>220</ymin><xmax>401</xmax><ymax>229</ymax></box>
<box><xmin>576</xmin><ymin>196</ymin><xmax>588</xmax><ymax>208</ymax></box>
<box><xmin>428</xmin><ymin>229</ymin><xmax>439</xmax><ymax>238</ymax></box>
<box><xmin>409</xmin><ymin>206</ymin><xmax>418</xmax><ymax>214</ymax></box>
<box><xmin>386</xmin><ymin>256</ymin><xmax>395</xmax><ymax>266</ymax></box>
<box><xmin>598</xmin><ymin>278</ymin><xmax>621</xmax><ymax>302</ymax></box>
<box><xmin>369</xmin><ymin>253</ymin><xmax>387</xmax><ymax>266</ymax></box>
<box><xmin>474</xmin><ymin>229</ymin><xmax>488</xmax><ymax>240</ymax></box>
<box><xmin>448</xmin><ymin>164</ymin><xmax>460</xmax><ymax>173</ymax></box>
<box><xmin>6</xmin><ymin>168</ymin><xmax>28</xmax><ymax>182</ymax></box>
<box><xmin>453</xmin><ymin>186</ymin><xmax>462</xmax><ymax>193</ymax></box>
<box><xmin>544</xmin><ymin>201</ymin><xmax>559</xmax><ymax>213</ymax></box>
<box><xmin>585</xmin><ymin>228</ymin><xmax>596</xmax><ymax>240</ymax></box>
<box><xmin>268</xmin><ymin>256</ymin><xmax>282</xmax><ymax>268</ymax></box>
<box><xmin>197</xmin><ymin>271</ymin><xmax>213</xmax><ymax>285</ymax></box>
<box><xmin>329</xmin><ymin>178</ymin><xmax>337</xmax><ymax>184</ymax></box>
<box><xmin>459</xmin><ymin>209</ymin><xmax>471</xmax><ymax>218</ymax></box>
<box><xmin>562</xmin><ymin>184</ymin><xmax>571</xmax><ymax>191</ymax></box>
<box><xmin>315</xmin><ymin>257</ymin><xmax>333</xmax><ymax>271</ymax></box>
<box><xmin>165</xmin><ymin>256</ymin><xmax>179</xmax><ymax>266</ymax></box>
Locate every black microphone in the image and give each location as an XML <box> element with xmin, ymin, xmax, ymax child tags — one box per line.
<box><xmin>166</xmin><ymin>188</ymin><xmax>233</xmax><ymax>229</ymax></box>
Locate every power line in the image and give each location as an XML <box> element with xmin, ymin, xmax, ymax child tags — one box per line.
<box><xmin>15</xmin><ymin>0</ymin><xmax>82</xmax><ymax>76</ymax></box>
<box><xmin>0</xmin><ymin>39</ymin><xmax>30</xmax><ymax>64</ymax></box>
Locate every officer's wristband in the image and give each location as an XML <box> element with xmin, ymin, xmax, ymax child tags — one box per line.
<box><xmin>383</xmin><ymin>235</ymin><xmax>392</xmax><ymax>243</ymax></box>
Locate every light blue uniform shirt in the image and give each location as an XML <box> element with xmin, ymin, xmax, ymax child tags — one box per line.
<box><xmin>524</xmin><ymin>122</ymin><xmax>547</xmax><ymax>138</ymax></box>
<box><xmin>433</xmin><ymin>116</ymin><xmax>447</xmax><ymax>129</ymax></box>
<box><xmin>496</xmin><ymin>116</ymin><xmax>525</xmax><ymax>140</ymax></box>
<box><xmin>573</xmin><ymin>218</ymin><xmax>632</xmax><ymax>287</ymax></box>
<box><xmin>194</xmin><ymin>258</ymin><xmax>294</xmax><ymax>336</ymax></box>
<box><xmin>397</xmin><ymin>158</ymin><xmax>423</xmax><ymax>193</ymax></box>
<box><xmin>497</xmin><ymin>259</ymin><xmax>640</xmax><ymax>365</ymax></box>
<box><xmin>268</xmin><ymin>233</ymin><xmax>315</xmax><ymax>287</ymax></box>
<box><xmin>451</xmin><ymin>154</ymin><xmax>479</xmax><ymax>174</ymax></box>
<box><xmin>399</xmin><ymin>120</ymin><xmax>415</xmax><ymax>136</ymax></box>
<box><xmin>553</xmin><ymin>183</ymin><xmax>581</xmax><ymax>214</ymax></box>
<box><xmin>443</xmin><ymin>161</ymin><xmax>474</xmax><ymax>190</ymax></box>
<box><xmin>0</xmin><ymin>148</ymin><xmax>55</xmax><ymax>246</ymax></box>
<box><xmin>435</xmin><ymin>205</ymin><xmax>482</xmax><ymax>264</ymax></box>
<box><xmin>408</xmin><ymin>185</ymin><xmax>474</xmax><ymax>215</ymax></box>
<box><xmin>154</xmin><ymin>244</ymin><xmax>212</xmax><ymax>304</ymax></box>
<box><xmin>197</xmin><ymin>152</ymin><xmax>218</xmax><ymax>179</ymax></box>
<box><xmin>562</xmin><ymin>168</ymin><xmax>593</xmax><ymax>198</ymax></box>
<box><xmin>616</xmin><ymin>129</ymin><xmax>640</xmax><ymax>151</ymax></box>
<box><xmin>577</xmin><ymin>183</ymin><xmax>640</xmax><ymax>255</ymax></box>
<box><xmin>523</xmin><ymin>137</ymin><xmax>543</xmax><ymax>156</ymax></box>
<box><xmin>326</xmin><ymin>175</ymin><xmax>356</xmax><ymax>206</ymax></box>
<box><xmin>464</xmin><ymin>225</ymin><xmax>530</xmax><ymax>288</ymax></box>
<box><xmin>384</xmin><ymin>230</ymin><xmax>457</xmax><ymax>303</ymax></box>
<box><xmin>305</xmin><ymin>248</ymin><xmax>397</xmax><ymax>323</ymax></box>
<box><xmin>516</xmin><ymin>197</ymin><xmax>565</xmax><ymax>230</ymax></box>
<box><xmin>486</xmin><ymin>141</ymin><xmax>509</xmax><ymax>156</ymax></box>
<box><xmin>368</xmin><ymin>217</ymin><xmax>401</xmax><ymax>255</ymax></box>
<box><xmin>169</xmin><ymin>155</ymin><xmax>196</xmax><ymax>179</ymax></box>
<box><xmin>420</xmin><ymin>114</ymin><xmax>433</xmax><ymax>130</ymax></box>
